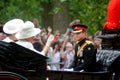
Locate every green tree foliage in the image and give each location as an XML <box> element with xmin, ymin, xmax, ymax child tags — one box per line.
<box><xmin>0</xmin><ymin>0</ymin><xmax>43</xmax><ymax>23</ymax></box>
<box><xmin>0</xmin><ymin>0</ymin><xmax>109</xmax><ymax>35</ymax></box>
<box><xmin>69</xmin><ymin>0</ymin><xmax>109</xmax><ymax>35</ymax></box>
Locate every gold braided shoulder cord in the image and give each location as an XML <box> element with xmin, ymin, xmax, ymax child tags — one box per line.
<box><xmin>77</xmin><ymin>40</ymin><xmax>93</xmax><ymax>56</ymax></box>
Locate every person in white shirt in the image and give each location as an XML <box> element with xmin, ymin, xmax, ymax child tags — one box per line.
<box><xmin>50</xmin><ymin>41</ymin><xmax>61</xmax><ymax>70</ymax></box>
<box><xmin>15</xmin><ymin>21</ymin><xmax>54</xmax><ymax>56</ymax></box>
<box><xmin>2</xmin><ymin>19</ymin><xmax>24</xmax><ymax>42</ymax></box>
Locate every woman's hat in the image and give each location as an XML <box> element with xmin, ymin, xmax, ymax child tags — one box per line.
<box><xmin>15</xmin><ymin>21</ymin><xmax>41</xmax><ymax>39</ymax></box>
<box><xmin>72</xmin><ymin>24</ymin><xmax>88</xmax><ymax>33</ymax></box>
<box><xmin>3</xmin><ymin>19</ymin><xmax>24</xmax><ymax>34</ymax></box>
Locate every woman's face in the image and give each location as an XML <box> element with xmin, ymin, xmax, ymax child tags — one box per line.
<box><xmin>66</xmin><ymin>46</ymin><xmax>73</xmax><ymax>52</ymax></box>
<box><xmin>55</xmin><ymin>44</ymin><xmax>59</xmax><ymax>50</ymax></box>
<box><xmin>26</xmin><ymin>36</ymin><xmax>35</xmax><ymax>43</ymax></box>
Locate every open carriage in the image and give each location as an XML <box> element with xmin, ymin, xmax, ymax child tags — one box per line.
<box><xmin>0</xmin><ymin>0</ymin><xmax>120</xmax><ymax>79</ymax></box>
<box><xmin>0</xmin><ymin>40</ymin><xmax>120</xmax><ymax>80</ymax></box>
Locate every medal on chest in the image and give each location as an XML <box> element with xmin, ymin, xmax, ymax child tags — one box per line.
<box><xmin>78</xmin><ymin>50</ymin><xmax>83</xmax><ymax>57</ymax></box>
<box><xmin>77</xmin><ymin>46</ymin><xmax>84</xmax><ymax>56</ymax></box>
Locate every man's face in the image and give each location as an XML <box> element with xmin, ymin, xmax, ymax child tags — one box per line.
<box><xmin>72</xmin><ymin>31</ymin><xmax>86</xmax><ymax>42</ymax></box>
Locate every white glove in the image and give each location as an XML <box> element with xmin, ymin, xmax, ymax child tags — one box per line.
<box><xmin>64</xmin><ymin>68</ymin><xmax>73</xmax><ymax>71</ymax></box>
<box><xmin>46</xmin><ymin>34</ymin><xmax>54</xmax><ymax>46</ymax></box>
<box><xmin>80</xmin><ymin>70</ymin><xmax>84</xmax><ymax>72</ymax></box>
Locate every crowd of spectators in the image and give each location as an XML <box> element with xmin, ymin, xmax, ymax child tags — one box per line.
<box><xmin>0</xmin><ymin>18</ymin><xmax>102</xmax><ymax>70</ymax></box>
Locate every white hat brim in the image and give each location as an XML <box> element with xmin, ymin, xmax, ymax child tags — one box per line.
<box><xmin>3</xmin><ymin>19</ymin><xmax>24</xmax><ymax>34</ymax></box>
<box><xmin>3</xmin><ymin>25</ymin><xmax>20</xmax><ymax>34</ymax></box>
<box><xmin>15</xmin><ymin>28</ymin><xmax>41</xmax><ymax>39</ymax></box>
<box><xmin>72</xmin><ymin>30</ymin><xmax>82</xmax><ymax>34</ymax></box>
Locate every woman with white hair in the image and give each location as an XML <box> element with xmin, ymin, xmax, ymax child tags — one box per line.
<box><xmin>62</xmin><ymin>42</ymin><xmax>75</xmax><ymax>69</ymax></box>
<box><xmin>15</xmin><ymin>21</ymin><xmax>54</xmax><ymax>56</ymax></box>
<box><xmin>2</xmin><ymin>19</ymin><xmax>24</xmax><ymax>42</ymax></box>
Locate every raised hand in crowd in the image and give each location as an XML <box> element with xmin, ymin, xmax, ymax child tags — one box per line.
<box><xmin>47</xmin><ymin>26</ymin><xmax>52</xmax><ymax>33</ymax></box>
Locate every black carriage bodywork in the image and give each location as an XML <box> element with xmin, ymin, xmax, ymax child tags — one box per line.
<box><xmin>0</xmin><ymin>41</ymin><xmax>120</xmax><ymax>80</ymax></box>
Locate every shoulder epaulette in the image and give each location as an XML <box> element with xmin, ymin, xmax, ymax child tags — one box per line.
<box><xmin>77</xmin><ymin>40</ymin><xmax>93</xmax><ymax>56</ymax></box>
<box><xmin>85</xmin><ymin>40</ymin><xmax>93</xmax><ymax>44</ymax></box>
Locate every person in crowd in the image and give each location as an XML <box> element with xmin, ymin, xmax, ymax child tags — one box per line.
<box><xmin>46</xmin><ymin>27</ymin><xmax>54</xmax><ymax>58</ymax></box>
<box><xmin>67</xmin><ymin>24</ymin><xmax>97</xmax><ymax>72</ymax></box>
<box><xmin>87</xmin><ymin>35</ymin><xmax>93</xmax><ymax>41</ymax></box>
<box><xmin>33</xmin><ymin>18</ymin><xmax>44</xmax><ymax>51</ymax></box>
<box><xmin>34</xmin><ymin>26</ymin><xmax>52</xmax><ymax>52</ymax></box>
<box><xmin>61</xmin><ymin>42</ymin><xmax>75</xmax><ymax>69</ymax></box>
<box><xmin>93</xmin><ymin>37</ymin><xmax>102</xmax><ymax>50</ymax></box>
<box><xmin>40</xmin><ymin>28</ymin><xmax>48</xmax><ymax>45</ymax></box>
<box><xmin>15</xmin><ymin>21</ymin><xmax>54</xmax><ymax>56</ymax></box>
<box><xmin>0</xmin><ymin>23</ymin><xmax>6</xmax><ymax>40</ymax></box>
<box><xmin>54</xmin><ymin>30</ymin><xmax>60</xmax><ymax>41</ymax></box>
<box><xmin>33</xmin><ymin>34</ymin><xmax>44</xmax><ymax>52</ymax></box>
<box><xmin>49</xmin><ymin>41</ymin><xmax>61</xmax><ymax>70</ymax></box>
<box><xmin>2</xmin><ymin>19</ymin><xmax>24</xmax><ymax>42</ymax></box>
<box><xmin>93</xmin><ymin>31</ymin><xmax>102</xmax><ymax>49</ymax></box>
<box><xmin>33</xmin><ymin>18</ymin><xmax>41</xmax><ymax>28</ymax></box>
<box><xmin>69</xmin><ymin>19</ymin><xmax>80</xmax><ymax>27</ymax></box>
